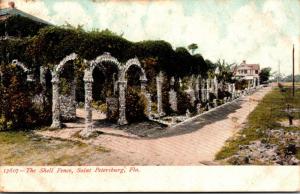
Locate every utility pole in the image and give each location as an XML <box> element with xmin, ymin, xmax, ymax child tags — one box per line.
<box><xmin>292</xmin><ymin>44</ymin><xmax>295</xmax><ymax>96</ymax></box>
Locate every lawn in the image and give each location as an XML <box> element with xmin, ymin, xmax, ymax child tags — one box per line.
<box><xmin>0</xmin><ymin>130</ymin><xmax>108</xmax><ymax>165</ymax></box>
<box><xmin>215</xmin><ymin>84</ymin><xmax>300</xmax><ymax>162</ymax></box>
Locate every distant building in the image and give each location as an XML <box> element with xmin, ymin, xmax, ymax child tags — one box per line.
<box><xmin>232</xmin><ymin>60</ymin><xmax>261</xmax><ymax>87</ymax></box>
<box><xmin>0</xmin><ymin>1</ymin><xmax>50</xmax><ymax>24</ymax></box>
<box><xmin>0</xmin><ymin>1</ymin><xmax>51</xmax><ymax>38</ymax></box>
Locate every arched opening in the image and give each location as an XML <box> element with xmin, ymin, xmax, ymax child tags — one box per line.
<box><xmin>116</xmin><ymin>57</ymin><xmax>151</xmax><ymax>125</ymax></box>
<box><xmin>81</xmin><ymin>52</ymin><xmax>121</xmax><ymax>136</ymax></box>
<box><xmin>91</xmin><ymin>61</ymin><xmax>120</xmax><ymax>125</ymax></box>
<box><xmin>59</xmin><ymin>61</ymin><xmax>79</xmax><ymax>122</ymax></box>
<box><xmin>125</xmin><ymin>65</ymin><xmax>148</xmax><ymax>123</ymax></box>
<box><xmin>50</xmin><ymin>53</ymin><xmax>78</xmax><ymax>128</ymax></box>
<box><xmin>39</xmin><ymin>67</ymin><xmax>52</xmax><ymax>125</ymax></box>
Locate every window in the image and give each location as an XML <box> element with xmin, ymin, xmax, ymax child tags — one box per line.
<box><xmin>255</xmin><ymin>70</ymin><xmax>258</xmax><ymax>74</ymax></box>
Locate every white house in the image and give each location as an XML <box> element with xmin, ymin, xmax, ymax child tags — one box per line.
<box><xmin>232</xmin><ymin>60</ymin><xmax>261</xmax><ymax>88</ymax></box>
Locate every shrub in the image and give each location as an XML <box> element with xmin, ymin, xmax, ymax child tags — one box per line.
<box><xmin>99</xmin><ymin>103</ymin><xmax>107</xmax><ymax>113</ymax></box>
<box><xmin>0</xmin><ymin>64</ymin><xmax>50</xmax><ymax>130</ymax></box>
<box><xmin>151</xmin><ymin>103</ymin><xmax>158</xmax><ymax>113</ymax></box>
<box><xmin>162</xmin><ymin>76</ymin><xmax>173</xmax><ymax>115</ymax></box>
<box><xmin>235</xmin><ymin>80</ymin><xmax>248</xmax><ymax>90</ymax></box>
<box><xmin>125</xmin><ymin>87</ymin><xmax>147</xmax><ymax>123</ymax></box>
<box><xmin>218</xmin><ymin>90</ymin><xmax>231</xmax><ymax>99</ymax></box>
<box><xmin>209</xmin><ymin>92</ymin><xmax>216</xmax><ymax>101</ymax></box>
<box><xmin>177</xmin><ymin>90</ymin><xmax>194</xmax><ymax>114</ymax></box>
<box><xmin>60</xmin><ymin>78</ymin><xmax>72</xmax><ymax>95</ymax></box>
<box><xmin>91</xmin><ymin>101</ymin><xmax>106</xmax><ymax>112</ymax></box>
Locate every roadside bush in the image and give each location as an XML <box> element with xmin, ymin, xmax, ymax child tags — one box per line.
<box><xmin>177</xmin><ymin>90</ymin><xmax>194</xmax><ymax>114</ymax></box>
<box><xmin>125</xmin><ymin>87</ymin><xmax>147</xmax><ymax>123</ymax></box>
<box><xmin>209</xmin><ymin>93</ymin><xmax>216</xmax><ymax>101</ymax></box>
<box><xmin>162</xmin><ymin>76</ymin><xmax>173</xmax><ymax>115</ymax></box>
<box><xmin>235</xmin><ymin>80</ymin><xmax>248</xmax><ymax>90</ymax></box>
<box><xmin>218</xmin><ymin>90</ymin><xmax>231</xmax><ymax>99</ymax></box>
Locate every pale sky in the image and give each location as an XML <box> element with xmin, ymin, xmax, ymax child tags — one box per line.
<box><xmin>2</xmin><ymin>0</ymin><xmax>300</xmax><ymax>75</ymax></box>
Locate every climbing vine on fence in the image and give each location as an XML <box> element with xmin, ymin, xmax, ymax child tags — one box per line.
<box><xmin>0</xmin><ymin>22</ymin><xmax>223</xmax><ymax>130</ymax></box>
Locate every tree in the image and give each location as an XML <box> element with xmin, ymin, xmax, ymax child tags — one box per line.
<box><xmin>215</xmin><ymin>59</ymin><xmax>235</xmax><ymax>83</ymax></box>
<box><xmin>259</xmin><ymin>67</ymin><xmax>272</xmax><ymax>83</ymax></box>
<box><xmin>174</xmin><ymin>47</ymin><xmax>192</xmax><ymax>77</ymax></box>
<box><xmin>187</xmin><ymin>43</ymin><xmax>198</xmax><ymax>55</ymax></box>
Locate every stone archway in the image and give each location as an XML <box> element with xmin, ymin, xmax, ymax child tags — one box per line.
<box><xmin>118</xmin><ymin>57</ymin><xmax>151</xmax><ymax>125</ymax></box>
<box><xmin>81</xmin><ymin>52</ymin><xmax>121</xmax><ymax>136</ymax></box>
<box><xmin>50</xmin><ymin>53</ymin><xmax>78</xmax><ymax>128</ymax></box>
<box><xmin>11</xmin><ymin>59</ymin><xmax>33</xmax><ymax>81</ymax></box>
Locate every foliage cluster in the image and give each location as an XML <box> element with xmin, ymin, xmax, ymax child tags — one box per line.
<box><xmin>259</xmin><ymin>67</ymin><xmax>272</xmax><ymax>83</ymax></box>
<box><xmin>1</xmin><ymin>25</ymin><xmax>212</xmax><ymax>79</ymax></box>
<box><xmin>0</xmin><ymin>17</ymin><xmax>240</xmax><ymax>128</ymax></box>
<box><xmin>125</xmin><ymin>87</ymin><xmax>148</xmax><ymax>123</ymax></box>
<box><xmin>0</xmin><ymin>64</ymin><xmax>51</xmax><ymax>131</ymax></box>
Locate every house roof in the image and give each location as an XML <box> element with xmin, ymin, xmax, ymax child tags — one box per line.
<box><xmin>239</xmin><ymin>63</ymin><xmax>260</xmax><ymax>70</ymax></box>
<box><xmin>0</xmin><ymin>7</ymin><xmax>52</xmax><ymax>25</ymax></box>
<box><xmin>231</xmin><ymin>61</ymin><xmax>261</xmax><ymax>76</ymax></box>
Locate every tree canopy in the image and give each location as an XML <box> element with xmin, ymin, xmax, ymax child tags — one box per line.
<box><xmin>1</xmin><ymin>24</ymin><xmax>215</xmax><ymax>79</ymax></box>
<box><xmin>259</xmin><ymin>67</ymin><xmax>272</xmax><ymax>83</ymax></box>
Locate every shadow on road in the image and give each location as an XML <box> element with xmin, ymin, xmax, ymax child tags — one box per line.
<box><xmin>148</xmin><ymin>99</ymin><xmax>244</xmax><ymax>139</ymax></box>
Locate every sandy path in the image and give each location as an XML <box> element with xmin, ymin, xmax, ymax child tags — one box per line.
<box><xmin>37</xmin><ymin>87</ymin><xmax>271</xmax><ymax>165</ymax></box>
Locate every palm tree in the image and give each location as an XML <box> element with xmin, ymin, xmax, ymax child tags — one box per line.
<box><xmin>215</xmin><ymin>59</ymin><xmax>235</xmax><ymax>91</ymax></box>
<box><xmin>188</xmin><ymin>43</ymin><xmax>198</xmax><ymax>55</ymax></box>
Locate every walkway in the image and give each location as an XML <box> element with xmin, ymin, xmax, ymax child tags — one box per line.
<box><xmin>37</xmin><ymin>87</ymin><xmax>272</xmax><ymax>165</ymax></box>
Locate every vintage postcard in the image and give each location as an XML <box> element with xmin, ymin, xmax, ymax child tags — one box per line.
<box><xmin>0</xmin><ymin>0</ymin><xmax>299</xmax><ymax>192</ymax></box>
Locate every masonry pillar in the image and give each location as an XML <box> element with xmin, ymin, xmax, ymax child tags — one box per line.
<box><xmin>169</xmin><ymin>76</ymin><xmax>177</xmax><ymax>112</ymax></box>
<box><xmin>228</xmin><ymin>83</ymin><xmax>231</xmax><ymax>93</ymax></box>
<box><xmin>194</xmin><ymin>76</ymin><xmax>200</xmax><ymax>101</ymax></box>
<box><xmin>39</xmin><ymin>66</ymin><xmax>47</xmax><ymax>109</ymax></box>
<box><xmin>156</xmin><ymin>71</ymin><xmax>165</xmax><ymax>116</ymax></box>
<box><xmin>201</xmin><ymin>79</ymin><xmax>206</xmax><ymax>102</ymax></box>
<box><xmin>80</xmin><ymin>70</ymin><xmax>93</xmax><ymax>137</ymax></box>
<box><xmin>206</xmin><ymin>79</ymin><xmax>210</xmax><ymax>101</ymax></box>
<box><xmin>40</xmin><ymin>66</ymin><xmax>46</xmax><ymax>86</ymax></box>
<box><xmin>213</xmin><ymin>99</ymin><xmax>217</xmax><ymax>108</ymax></box>
<box><xmin>145</xmin><ymin>93</ymin><xmax>152</xmax><ymax>118</ymax></box>
<box><xmin>50</xmin><ymin>71</ymin><xmax>61</xmax><ymax>128</ymax></box>
<box><xmin>214</xmin><ymin>76</ymin><xmax>218</xmax><ymax>99</ymax></box>
<box><xmin>197</xmin><ymin>103</ymin><xmax>202</xmax><ymax>114</ymax></box>
<box><xmin>169</xmin><ymin>89</ymin><xmax>177</xmax><ymax>112</ymax></box>
<box><xmin>140</xmin><ymin>78</ymin><xmax>152</xmax><ymax>118</ymax></box>
<box><xmin>118</xmin><ymin>80</ymin><xmax>128</xmax><ymax>125</ymax></box>
<box><xmin>233</xmin><ymin>84</ymin><xmax>236</xmax><ymax>97</ymax></box>
<box><xmin>207</xmin><ymin>102</ymin><xmax>211</xmax><ymax>110</ymax></box>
